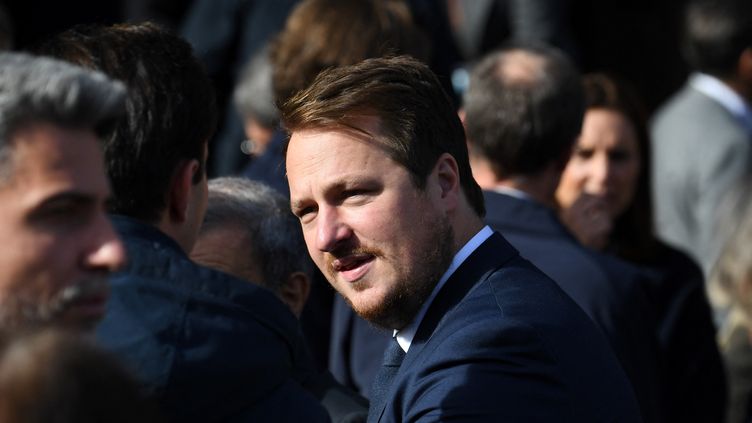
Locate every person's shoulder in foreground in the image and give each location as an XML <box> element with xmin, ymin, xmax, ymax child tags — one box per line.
<box><xmin>102</xmin><ymin>215</ymin><xmax>329</xmax><ymax>423</ymax></box>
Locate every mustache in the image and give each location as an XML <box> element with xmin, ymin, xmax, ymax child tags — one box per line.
<box><xmin>47</xmin><ymin>277</ymin><xmax>109</xmax><ymax>317</ymax></box>
<box><xmin>0</xmin><ymin>277</ymin><xmax>109</xmax><ymax>329</ymax></box>
<box><xmin>325</xmin><ymin>245</ymin><xmax>384</xmax><ymax>275</ymax></box>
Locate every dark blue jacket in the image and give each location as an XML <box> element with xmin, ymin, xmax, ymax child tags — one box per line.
<box><xmin>483</xmin><ymin>191</ymin><xmax>663</xmax><ymax>422</ymax></box>
<box><xmin>371</xmin><ymin>232</ymin><xmax>642</xmax><ymax>422</ymax></box>
<box><xmin>97</xmin><ymin>216</ymin><xmax>330</xmax><ymax>423</ymax></box>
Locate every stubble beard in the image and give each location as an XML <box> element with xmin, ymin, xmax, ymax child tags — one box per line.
<box><xmin>337</xmin><ymin>216</ymin><xmax>455</xmax><ymax>330</ymax></box>
<box><xmin>0</xmin><ymin>277</ymin><xmax>109</xmax><ymax>331</ymax></box>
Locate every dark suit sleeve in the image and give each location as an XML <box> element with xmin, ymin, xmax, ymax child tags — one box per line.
<box><xmin>394</xmin><ymin>317</ymin><xmax>572</xmax><ymax>422</ymax></box>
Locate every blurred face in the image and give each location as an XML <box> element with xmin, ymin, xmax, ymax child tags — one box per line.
<box><xmin>557</xmin><ymin>109</ymin><xmax>642</xmax><ymax>219</ymax></box>
<box><xmin>0</xmin><ymin>124</ymin><xmax>126</xmax><ymax>330</ymax></box>
<box><xmin>286</xmin><ymin>117</ymin><xmax>454</xmax><ymax>330</ymax></box>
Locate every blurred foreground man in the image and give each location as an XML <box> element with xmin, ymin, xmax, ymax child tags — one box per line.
<box><xmin>0</xmin><ymin>52</ymin><xmax>125</xmax><ymax>330</ymax></box>
<box><xmin>283</xmin><ymin>55</ymin><xmax>642</xmax><ymax>422</ymax></box>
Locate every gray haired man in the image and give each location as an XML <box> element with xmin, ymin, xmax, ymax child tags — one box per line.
<box><xmin>192</xmin><ymin>177</ymin><xmax>311</xmax><ymax>317</ymax></box>
<box><xmin>0</xmin><ymin>52</ymin><xmax>126</xmax><ymax>330</ymax></box>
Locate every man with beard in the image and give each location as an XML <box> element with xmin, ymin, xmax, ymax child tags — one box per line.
<box><xmin>283</xmin><ymin>55</ymin><xmax>643</xmax><ymax>422</ymax></box>
<box><xmin>0</xmin><ymin>52</ymin><xmax>126</xmax><ymax>330</ymax></box>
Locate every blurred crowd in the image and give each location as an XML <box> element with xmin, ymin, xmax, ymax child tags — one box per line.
<box><xmin>0</xmin><ymin>0</ymin><xmax>750</xmax><ymax>422</ymax></box>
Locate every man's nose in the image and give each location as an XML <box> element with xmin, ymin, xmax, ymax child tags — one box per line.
<box><xmin>315</xmin><ymin>207</ymin><xmax>352</xmax><ymax>253</ymax></box>
<box><xmin>84</xmin><ymin>216</ymin><xmax>126</xmax><ymax>272</ymax></box>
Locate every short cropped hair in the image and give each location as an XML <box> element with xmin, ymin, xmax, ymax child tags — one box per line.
<box><xmin>39</xmin><ymin>23</ymin><xmax>218</xmax><ymax>223</ymax></box>
<box><xmin>0</xmin><ymin>52</ymin><xmax>125</xmax><ymax>183</ymax></box>
<box><xmin>683</xmin><ymin>0</ymin><xmax>752</xmax><ymax>77</ymax></box>
<box><xmin>201</xmin><ymin>177</ymin><xmax>311</xmax><ymax>293</ymax></box>
<box><xmin>281</xmin><ymin>55</ymin><xmax>485</xmax><ymax>217</ymax></box>
<box><xmin>463</xmin><ymin>44</ymin><xmax>584</xmax><ymax>178</ymax></box>
<box><xmin>271</xmin><ymin>0</ymin><xmax>429</xmax><ymax>104</ymax></box>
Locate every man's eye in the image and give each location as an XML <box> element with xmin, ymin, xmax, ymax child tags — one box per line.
<box><xmin>343</xmin><ymin>189</ymin><xmax>367</xmax><ymax>198</ymax></box>
<box><xmin>29</xmin><ymin>202</ymin><xmax>93</xmax><ymax>230</ymax></box>
<box><xmin>295</xmin><ymin>206</ymin><xmax>317</xmax><ymax>220</ymax></box>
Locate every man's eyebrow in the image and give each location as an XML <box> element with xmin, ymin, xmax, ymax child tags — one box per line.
<box><xmin>30</xmin><ymin>191</ymin><xmax>99</xmax><ymax>214</ymax></box>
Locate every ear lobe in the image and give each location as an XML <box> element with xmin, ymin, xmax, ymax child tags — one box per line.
<box><xmin>168</xmin><ymin>159</ymin><xmax>200</xmax><ymax>223</ymax></box>
<box><xmin>279</xmin><ymin>272</ymin><xmax>311</xmax><ymax>318</ymax></box>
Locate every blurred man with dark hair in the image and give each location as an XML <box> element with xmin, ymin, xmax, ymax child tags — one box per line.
<box><xmin>283</xmin><ymin>55</ymin><xmax>641</xmax><ymax>422</ymax></box>
<box><xmin>40</xmin><ymin>23</ymin><xmax>329</xmax><ymax>423</ymax></box>
<box><xmin>464</xmin><ymin>44</ymin><xmax>665</xmax><ymax>423</ymax></box>
<box><xmin>0</xmin><ymin>52</ymin><xmax>125</xmax><ymax>331</ymax></box>
<box><xmin>652</xmin><ymin>0</ymin><xmax>752</xmax><ymax>276</ymax></box>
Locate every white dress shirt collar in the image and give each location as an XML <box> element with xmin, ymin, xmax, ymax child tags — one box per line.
<box><xmin>394</xmin><ymin>225</ymin><xmax>494</xmax><ymax>352</ymax></box>
<box><xmin>690</xmin><ymin>72</ymin><xmax>752</xmax><ymax>134</ymax></box>
<box><xmin>491</xmin><ymin>185</ymin><xmax>533</xmax><ymax>201</ymax></box>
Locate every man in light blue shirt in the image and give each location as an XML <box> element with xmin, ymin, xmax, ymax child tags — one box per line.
<box><xmin>651</xmin><ymin>0</ymin><xmax>752</xmax><ymax>276</ymax></box>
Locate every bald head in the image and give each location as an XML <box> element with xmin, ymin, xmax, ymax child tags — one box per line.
<box><xmin>463</xmin><ymin>44</ymin><xmax>584</xmax><ymax>179</ymax></box>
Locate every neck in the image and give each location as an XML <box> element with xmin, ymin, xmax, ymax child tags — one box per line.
<box><xmin>472</xmin><ymin>156</ymin><xmax>559</xmax><ymax>209</ymax></box>
<box><xmin>157</xmin><ymin>213</ymin><xmax>195</xmax><ymax>253</ymax></box>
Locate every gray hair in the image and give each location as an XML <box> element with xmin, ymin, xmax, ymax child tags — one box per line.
<box><xmin>0</xmin><ymin>52</ymin><xmax>125</xmax><ymax>181</ymax></box>
<box><xmin>232</xmin><ymin>48</ymin><xmax>279</xmax><ymax>128</ymax></box>
<box><xmin>202</xmin><ymin>177</ymin><xmax>311</xmax><ymax>293</ymax></box>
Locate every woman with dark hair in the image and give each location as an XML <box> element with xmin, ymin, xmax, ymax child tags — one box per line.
<box><xmin>555</xmin><ymin>73</ymin><xmax>727</xmax><ymax>423</ymax></box>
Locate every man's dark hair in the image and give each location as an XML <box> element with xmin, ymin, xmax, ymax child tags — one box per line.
<box><xmin>39</xmin><ymin>23</ymin><xmax>218</xmax><ymax>223</ymax></box>
<box><xmin>281</xmin><ymin>55</ymin><xmax>485</xmax><ymax>217</ymax></box>
<box><xmin>463</xmin><ymin>43</ymin><xmax>584</xmax><ymax>178</ymax></box>
<box><xmin>683</xmin><ymin>0</ymin><xmax>752</xmax><ymax>78</ymax></box>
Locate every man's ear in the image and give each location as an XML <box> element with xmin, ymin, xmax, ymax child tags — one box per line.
<box><xmin>434</xmin><ymin>153</ymin><xmax>461</xmax><ymax>206</ymax></box>
<box><xmin>168</xmin><ymin>159</ymin><xmax>200</xmax><ymax>223</ymax></box>
<box><xmin>279</xmin><ymin>272</ymin><xmax>311</xmax><ymax>318</ymax></box>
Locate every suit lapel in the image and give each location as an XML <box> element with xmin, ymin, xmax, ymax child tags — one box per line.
<box><xmin>370</xmin><ymin>232</ymin><xmax>519</xmax><ymax>422</ymax></box>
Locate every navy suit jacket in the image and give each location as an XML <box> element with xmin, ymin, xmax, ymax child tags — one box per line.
<box><xmin>483</xmin><ymin>191</ymin><xmax>663</xmax><ymax>422</ymax></box>
<box><xmin>371</xmin><ymin>231</ymin><xmax>642</xmax><ymax>422</ymax></box>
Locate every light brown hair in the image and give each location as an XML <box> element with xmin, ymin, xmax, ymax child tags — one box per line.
<box><xmin>281</xmin><ymin>55</ymin><xmax>485</xmax><ymax>217</ymax></box>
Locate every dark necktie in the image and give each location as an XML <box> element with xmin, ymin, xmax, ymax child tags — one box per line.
<box><xmin>367</xmin><ymin>337</ymin><xmax>406</xmax><ymax>421</ymax></box>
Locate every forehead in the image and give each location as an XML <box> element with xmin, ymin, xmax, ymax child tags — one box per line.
<box><xmin>580</xmin><ymin>109</ymin><xmax>638</xmax><ymax>147</ymax></box>
<box><xmin>286</xmin><ymin>119</ymin><xmax>397</xmax><ymax>176</ymax></box>
<box><xmin>1</xmin><ymin>123</ymin><xmax>108</xmax><ymax>205</ymax></box>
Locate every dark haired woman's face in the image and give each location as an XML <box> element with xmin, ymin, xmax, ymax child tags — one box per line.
<box><xmin>557</xmin><ymin>108</ymin><xmax>641</xmax><ymax>220</ymax></box>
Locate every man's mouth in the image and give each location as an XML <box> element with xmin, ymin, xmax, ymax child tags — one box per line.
<box><xmin>54</xmin><ymin>279</ymin><xmax>110</xmax><ymax>326</ymax></box>
<box><xmin>331</xmin><ymin>253</ymin><xmax>375</xmax><ymax>283</ymax></box>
